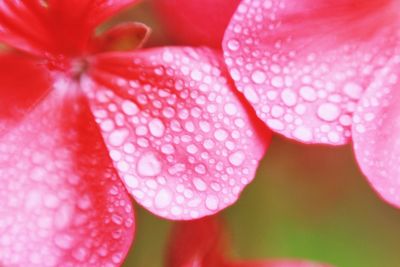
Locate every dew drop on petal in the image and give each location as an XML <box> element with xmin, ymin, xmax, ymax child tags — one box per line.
<box><xmin>343</xmin><ymin>82</ymin><xmax>363</xmax><ymax>99</ymax></box>
<box><xmin>251</xmin><ymin>70</ymin><xmax>267</xmax><ymax>84</ymax></box>
<box><xmin>205</xmin><ymin>195</ymin><xmax>219</xmax><ymax>211</ymax></box>
<box><xmin>109</xmin><ymin>129</ymin><xmax>129</xmax><ymax>147</ymax></box>
<box><xmin>148</xmin><ymin>118</ymin><xmax>165</xmax><ymax>137</ymax></box>
<box><xmin>121</xmin><ymin>100</ymin><xmax>139</xmax><ymax>115</ymax></box>
<box><xmin>228</xmin><ymin>151</ymin><xmax>245</xmax><ymax>166</ymax></box>
<box><xmin>137</xmin><ymin>152</ymin><xmax>162</xmax><ymax>176</ymax></box>
<box><xmin>292</xmin><ymin>126</ymin><xmax>313</xmax><ymax>142</ymax></box>
<box><xmin>317</xmin><ymin>103</ymin><xmax>341</xmax><ymax>122</ymax></box>
<box><xmin>154</xmin><ymin>188</ymin><xmax>172</xmax><ymax>209</ymax></box>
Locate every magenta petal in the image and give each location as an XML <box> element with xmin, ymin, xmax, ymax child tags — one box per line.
<box><xmin>223</xmin><ymin>0</ymin><xmax>400</xmax><ymax>144</ymax></box>
<box><xmin>153</xmin><ymin>0</ymin><xmax>240</xmax><ymax>48</ymax></box>
<box><xmin>84</xmin><ymin>47</ymin><xmax>271</xmax><ymax>220</ymax></box>
<box><xmin>0</xmin><ymin>86</ymin><xmax>135</xmax><ymax>266</ymax></box>
<box><xmin>352</xmin><ymin>58</ymin><xmax>400</xmax><ymax>208</ymax></box>
<box><xmin>0</xmin><ymin>53</ymin><xmax>50</xmax><ymax>136</ymax></box>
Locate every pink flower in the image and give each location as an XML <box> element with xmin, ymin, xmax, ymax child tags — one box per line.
<box><xmin>0</xmin><ymin>1</ymin><xmax>270</xmax><ymax>266</ymax></box>
<box><xmin>221</xmin><ymin>0</ymin><xmax>400</xmax><ymax>208</ymax></box>
<box><xmin>166</xmin><ymin>215</ymin><xmax>331</xmax><ymax>267</ymax></box>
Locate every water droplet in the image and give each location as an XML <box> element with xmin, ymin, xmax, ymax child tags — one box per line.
<box><xmin>317</xmin><ymin>103</ymin><xmax>340</xmax><ymax>122</ymax></box>
<box><xmin>229</xmin><ymin>151</ymin><xmax>245</xmax><ymax>166</ymax></box>
<box><xmin>214</xmin><ymin>129</ymin><xmax>228</xmax><ymax>141</ymax></box>
<box><xmin>137</xmin><ymin>152</ymin><xmax>162</xmax><ymax>176</ymax></box>
<box><xmin>124</xmin><ymin>174</ymin><xmax>139</xmax><ymax>188</ymax></box>
<box><xmin>148</xmin><ymin>118</ymin><xmax>165</xmax><ymax>137</ymax></box>
<box><xmin>155</xmin><ymin>188</ymin><xmax>172</xmax><ymax>209</ymax></box>
<box><xmin>281</xmin><ymin>89</ymin><xmax>297</xmax><ymax>106</ymax></box>
<box><xmin>251</xmin><ymin>70</ymin><xmax>266</xmax><ymax>84</ymax></box>
<box><xmin>299</xmin><ymin>85</ymin><xmax>317</xmax><ymax>102</ymax></box>
<box><xmin>227</xmin><ymin>39</ymin><xmax>240</xmax><ymax>51</ymax></box>
<box><xmin>343</xmin><ymin>82</ymin><xmax>363</xmax><ymax>99</ymax></box>
<box><xmin>292</xmin><ymin>126</ymin><xmax>313</xmax><ymax>142</ymax></box>
<box><xmin>190</xmin><ymin>69</ymin><xmax>203</xmax><ymax>81</ymax></box>
<box><xmin>109</xmin><ymin>128</ymin><xmax>129</xmax><ymax>147</ymax></box>
<box><xmin>205</xmin><ymin>195</ymin><xmax>219</xmax><ymax>210</ymax></box>
<box><xmin>193</xmin><ymin>178</ymin><xmax>207</xmax><ymax>191</ymax></box>
<box><xmin>224</xmin><ymin>103</ymin><xmax>238</xmax><ymax>115</ymax></box>
<box><xmin>121</xmin><ymin>100</ymin><xmax>139</xmax><ymax>115</ymax></box>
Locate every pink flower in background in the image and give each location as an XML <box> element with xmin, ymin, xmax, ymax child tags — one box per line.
<box><xmin>0</xmin><ymin>0</ymin><xmax>270</xmax><ymax>266</ymax></box>
<box><xmin>166</xmin><ymin>215</ymin><xmax>331</xmax><ymax>267</ymax></box>
<box><xmin>222</xmin><ymin>0</ymin><xmax>400</xmax><ymax>209</ymax></box>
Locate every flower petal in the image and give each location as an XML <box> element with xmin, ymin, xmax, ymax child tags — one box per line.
<box><xmin>0</xmin><ymin>1</ymin><xmax>53</xmax><ymax>55</ymax></box>
<box><xmin>352</xmin><ymin>57</ymin><xmax>400</xmax><ymax>208</ymax></box>
<box><xmin>229</xmin><ymin>261</ymin><xmax>331</xmax><ymax>267</ymax></box>
<box><xmin>0</xmin><ymin>0</ymin><xmax>140</xmax><ymax>55</ymax></box>
<box><xmin>153</xmin><ymin>0</ymin><xmax>240</xmax><ymax>48</ymax></box>
<box><xmin>0</xmin><ymin>85</ymin><xmax>135</xmax><ymax>266</ymax></box>
<box><xmin>84</xmin><ymin>47</ymin><xmax>271</xmax><ymax>220</ymax></box>
<box><xmin>0</xmin><ymin>52</ymin><xmax>50</xmax><ymax>136</ymax></box>
<box><xmin>166</xmin><ymin>216</ymin><xmax>226</xmax><ymax>267</ymax></box>
<box><xmin>90</xmin><ymin>22</ymin><xmax>151</xmax><ymax>53</ymax></box>
<box><xmin>223</xmin><ymin>0</ymin><xmax>400</xmax><ymax>144</ymax></box>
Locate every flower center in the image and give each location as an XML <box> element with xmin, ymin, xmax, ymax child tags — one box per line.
<box><xmin>45</xmin><ymin>54</ymin><xmax>89</xmax><ymax>80</ymax></box>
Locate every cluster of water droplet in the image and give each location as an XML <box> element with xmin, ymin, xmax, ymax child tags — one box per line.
<box><xmin>223</xmin><ymin>0</ymin><xmax>399</xmax><ymax>144</ymax></box>
<box><xmin>83</xmin><ymin>47</ymin><xmax>265</xmax><ymax>220</ymax></box>
<box><xmin>0</xmin><ymin>88</ymin><xmax>134</xmax><ymax>266</ymax></box>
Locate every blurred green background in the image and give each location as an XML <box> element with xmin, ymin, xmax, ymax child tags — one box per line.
<box><xmin>115</xmin><ymin>1</ymin><xmax>400</xmax><ymax>266</ymax></box>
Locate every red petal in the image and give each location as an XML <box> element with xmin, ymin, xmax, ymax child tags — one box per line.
<box><xmin>166</xmin><ymin>216</ymin><xmax>226</xmax><ymax>267</ymax></box>
<box><xmin>90</xmin><ymin>22</ymin><xmax>151</xmax><ymax>53</ymax></box>
<box><xmin>153</xmin><ymin>0</ymin><xmax>240</xmax><ymax>48</ymax></box>
<box><xmin>0</xmin><ymin>52</ymin><xmax>50</xmax><ymax>136</ymax></box>
<box><xmin>0</xmin><ymin>85</ymin><xmax>135</xmax><ymax>266</ymax></box>
<box><xmin>47</xmin><ymin>0</ymin><xmax>140</xmax><ymax>55</ymax></box>
<box><xmin>84</xmin><ymin>47</ymin><xmax>271</xmax><ymax>220</ymax></box>
<box><xmin>0</xmin><ymin>0</ymin><xmax>140</xmax><ymax>55</ymax></box>
<box><xmin>229</xmin><ymin>261</ymin><xmax>331</xmax><ymax>267</ymax></box>
<box><xmin>352</xmin><ymin>58</ymin><xmax>400</xmax><ymax>208</ymax></box>
<box><xmin>0</xmin><ymin>1</ymin><xmax>53</xmax><ymax>55</ymax></box>
<box><xmin>223</xmin><ymin>0</ymin><xmax>399</xmax><ymax>144</ymax></box>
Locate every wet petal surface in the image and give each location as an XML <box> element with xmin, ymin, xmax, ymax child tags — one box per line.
<box><xmin>223</xmin><ymin>0</ymin><xmax>400</xmax><ymax>144</ymax></box>
<box><xmin>0</xmin><ymin>82</ymin><xmax>135</xmax><ymax>266</ymax></box>
<box><xmin>84</xmin><ymin>47</ymin><xmax>270</xmax><ymax>220</ymax></box>
<box><xmin>352</xmin><ymin>57</ymin><xmax>400</xmax><ymax>208</ymax></box>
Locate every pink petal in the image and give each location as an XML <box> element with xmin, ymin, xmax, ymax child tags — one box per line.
<box><xmin>352</xmin><ymin>58</ymin><xmax>400</xmax><ymax>208</ymax></box>
<box><xmin>0</xmin><ymin>85</ymin><xmax>135</xmax><ymax>266</ymax></box>
<box><xmin>84</xmin><ymin>47</ymin><xmax>271</xmax><ymax>220</ymax></box>
<box><xmin>0</xmin><ymin>53</ymin><xmax>50</xmax><ymax>136</ymax></box>
<box><xmin>90</xmin><ymin>22</ymin><xmax>151</xmax><ymax>53</ymax></box>
<box><xmin>229</xmin><ymin>261</ymin><xmax>331</xmax><ymax>267</ymax></box>
<box><xmin>0</xmin><ymin>0</ymin><xmax>140</xmax><ymax>55</ymax></box>
<box><xmin>223</xmin><ymin>0</ymin><xmax>400</xmax><ymax>144</ymax></box>
<box><xmin>153</xmin><ymin>0</ymin><xmax>240</xmax><ymax>48</ymax></box>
